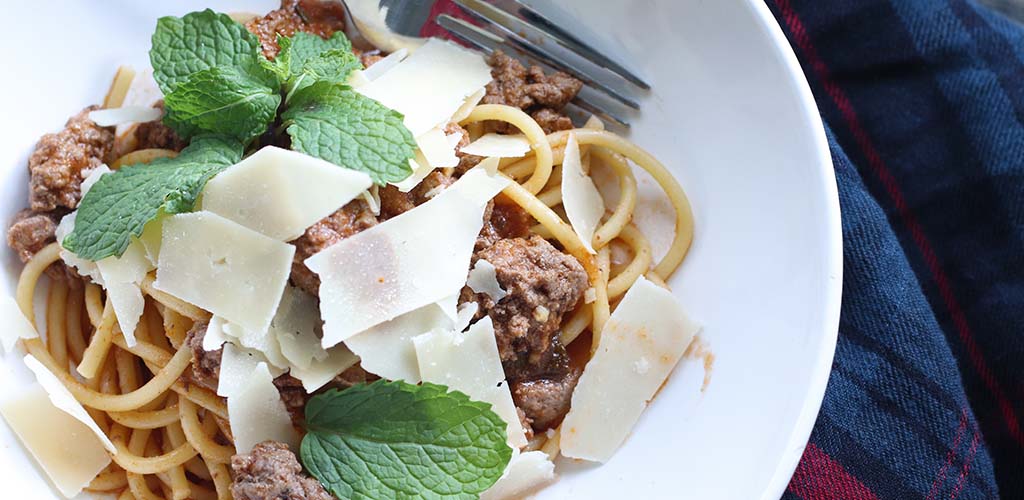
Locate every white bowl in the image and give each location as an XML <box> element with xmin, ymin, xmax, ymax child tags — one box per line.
<box><xmin>0</xmin><ymin>1</ymin><xmax>840</xmax><ymax>499</ymax></box>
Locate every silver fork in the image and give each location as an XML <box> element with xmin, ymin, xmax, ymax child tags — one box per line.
<box><xmin>343</xmin><ymin>0</ymin><xmax>648</xmax><ymax>127</ymax></box>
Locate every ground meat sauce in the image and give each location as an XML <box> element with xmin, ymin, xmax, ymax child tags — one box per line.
<box><xmin>246</xmin><ymin>0</ymin><xmax>347</xmax><ymax>60</ymax></box>
<box><xmin>7</xmin><ymin>209</ymin><xmax>59</xmax><ymax>263</ymax></box>
<box><xmin>289</xmin><ymin>199</ymin><xmax>378</xmax><ymax>295</ymax></box>
<box><xmin>231</xmin><ymin>441</ymin><xmax>332</xmax><ymax>500</ymax></box>
<box><xmin>184</xmin><ymin>321</ymin><xmax>221</xmax><ymax>392</ymax></box>
<box><xmin>464</xmin><ymin>235</ymin><xmax>588</xmax><ymax>381</ymax></box>
<box><xmin>379</xmin><ymin>170</ymin><xmax>455</xmax><ymax>220</ymax></box>
<box><xmin>28</xmin><ymin>106</ymin><xmax>114</xmax><ymax>212</ymax></box>
<box><xmin>511</xmin><ymin>367</ymin><xmax>582</xmax><ymax>432</ymax></box>
<box><xmin>476</xmin><ymin>198</ymin><xmax>534</xmax><ymax>251</ymax></box>
<box><xmin>483</xmin><ymin>51</ymin><xmax>582</xmax><ymax>134</ymax></box>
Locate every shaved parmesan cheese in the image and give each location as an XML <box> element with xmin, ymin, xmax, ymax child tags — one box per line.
<box><xmin>154</xmin><ymin>212</ymin><xmax>294</xmax><ymax>333</ymax></box>
<box><xmin>561</xmin><ymin>133</ymin><xmax>605</xmax><ymax>254</ymax></box>
<box><xmin>437</xmin><ymin>293</ymin><xmax>459</xmax><ymax>324</ymax></box>
<box><xmin>454</xmin><ymin>301</ymin><xmax>479</xmax><ymax>333</ymax></box>
<box><xmin>0</xmin><ymin>296</ymin><xmax>37</xmax><ymax>352</ymax></box>
<box><xmin>227</xmin><ymin>362</ymin><xmax>300</xmax><ymax>455</ymax></box>
<box><xmin>347</xmin><ymin>70</ymin><xmax>371</xmax><ymax>88</ymax></box>
<box><xmin>288</xmin><ymin>344</ymin><xmax>359</xmax><ymax>392</ymax></box>
<box><xmin>0</xmin><ymin>387</ymin><xmax>111</xmax><ymax>498</ymax></box>
<box><xmin>481</xmin><ymin>451</ymin><xmax>556</xmax><ymax>500</ymax></box>
<box><xmin>467</xmin><ymin>259</ymin><xmax>507</xmax><ymax>302</ymax></box>
<box><xmin>362</xmin><ymin>185</ymin><xmax>381</xmax><ymax>216</ymax></box>
<box><xmin>461</xmin><ymin>134</ymin><xmax>532</xmax><ymax>158</ymax></box>
<box><xmin>307</xmin><ymin>168</ymin><xmax>509</xmax><ymax>347</ymax></box>
<box><xmin>115</xmin><ymin>68</ymin><xmax>162</xmax><ymax>137</ymax></box>
<box><xmin>273</xmin><ymin>286</ymin><xmax>327</xmax><ymax>370</ymax></box>
<box><xmin>89</xmin><ymin>106</ymin><xmax>161</xmax><ymax>127</ymax></box>
<box><xmin>344</xmin><ymin>303</ymin><xmax>451</xmax><ymax>383</ymax></box>
<box><xmin>451</xmin><ymin>88</ymin><xmax>486</xmax><ymax>124</ymax></box>
<box><xmin>201</xmin><ymin>147</ymin><xmax>372</xmax><ymax>241</ymax></box>
<box><xmin>217</xmin><ymin>319</ymin><xmax>289</xmax><ymax>370</ymax></box>
<box><xmin>583</xmin><ymin>115</ymin><xmax>606</xmax><ymax>130</ymax></box>
<box><xmin>55</xmin><ymin>212</ymin><xmax>101</xmax><ymax>284</ymax></box>
<box><xmin>356</xmin><ymin>38</ymin><xmax>491</xmax><ymax>137</ymax></box>
<box><xmin>560</xmin><ymin>276</ymin><xmax>699</xmax><ymax>462</ymax></box>
<box><xmin>23</xmin><ymin>355</ymin><xmax>115</xmax><ymax>453</ymax></box>
<box><xmin>96</xmin><ymin>240</ymin><xmax>152</xmax><ymax>346</ymax></box>
<box><xmin>361</xmin><ymin>48</ymin><xmax>408</xmax><ymax>81</ymax></box>
<box><xmin>218</xmin><ymin>343</ymin><xmax>266</xmax><ymax>398</ymax></box>
<box><xmin>393</xmin><ymin>127</ymin><xmax>459</xmax><ymax>192</ymax></box>
<box><xmin>414</xmin><ymin>317</ymin><xmax>527</xmax><ymax>448</ymax></box>
<box><xmin>203</xmin><ymin>316</ymin><xmax>230</xmax><ymax>352</ymax></box>
<box><xmin>137</xmin><ymin>215</ymin><xmax>164</xmax><ymax>266</ymax></box>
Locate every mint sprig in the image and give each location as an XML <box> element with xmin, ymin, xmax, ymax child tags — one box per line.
<box><xmin>63</xmin><ymin>136</ymin><xmax>243</xmax><ymax>260</ymax></box>
<box><xmin>149</xmin><ymin>10</ymin><xmax>415</xmax><ymax>184</ymax></box>
<box><xmin>301</xmin><ymin>381</ymin><xmax>513</xmax><ymax>500</ymax></box>
<box><xmin>284</xmin><ymin>83</ymin><xmax>416</xmax><ymax>185</ymax></box>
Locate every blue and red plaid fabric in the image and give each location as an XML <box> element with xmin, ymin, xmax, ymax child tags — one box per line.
<box><xmin>765</xmin><ymin>0</ymin><xmax>1024</xmax><ymax>498</ymax></box>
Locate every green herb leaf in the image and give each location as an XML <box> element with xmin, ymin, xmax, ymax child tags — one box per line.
<box><xmin>283</xmin><ymin>82</ymin><xmax>416</xmax><ymax>185</ymax></box>
<box><xmin>260</xmin><ymin>34</ymin><xmax>294</xmax><ymax>84</ymax></box>
<box><xmin>283</xmin><ymin>32</ymin><xmax>361</xmax><ymax>97</ymax></box>
<box><xmin>163</xmin><ymin>66</ymin><xmax>282</xmax><ymax>142</ymax></box>
<box><xmin>150</xmin><ymin>9</ymin><xmax>264</xmax><ymax>93</ymax></box>
<box><xmin>62</xmin><ymin>136</ymin><xmax>244</xmax><ymax>260</ymax></box>
<box><xmin>301</xmin><ymin>381</ymin><xmax>513</xmax><ymax>500</ymax></box>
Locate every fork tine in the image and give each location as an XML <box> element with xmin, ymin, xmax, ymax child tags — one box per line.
<box><xmin>449</xmin><ymin>0</ymin><xmax>641</xmax><ymax>110</ymax></box>
<box><xmin>513</xmin><ymin>1</ymin><xmax>651</xmax><ymax>90</ymax></box>
<box><xmin>436</xmin><ymin>14</ymin><xmax>631</xmax><ymax>128</ymax></box>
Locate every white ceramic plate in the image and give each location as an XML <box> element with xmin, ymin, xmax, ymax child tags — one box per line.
<box><xmin>0</xmin><ymin>1</ymin><xmax>840</xmax><ymax>499</ymax></box>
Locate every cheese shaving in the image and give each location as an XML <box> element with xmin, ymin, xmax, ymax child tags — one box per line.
<box><xmin>154</xmin><ymin>211</ymin><xmax>294</xmax><ymax>333</ymax></box>
<box><xmin>272</xmin><ymin>286</ymin><xmax>328</xmax><ymax>370</ymax></box>
<box><xmin>288</xmin><ymin>344</ymin><xmax>359</xmax><ymax>392</ymax></box>
<box><xmin>0</xmin><ymin>296</ymin><xmax>38</xmax><ymax>353</ymax></box>
<box><xmin>88</xmin><ymin>106</ymin><xmax>162</xmax><ymax>127</ymax></box>
<box><xmin>414</xmin><ymin>317</ymin><xmax>527</xmax><ymax>448</ymax></box>
<box><xmin>306</xmin><ymin>168</ymin><xmax>509</xmax><ymax>347</ymax></box>
<box><xmin>356</xmin><ymin>38</ymin><xmax>491</xmax><ymax>137</ymax></box>
<box><xmin>23</xmin><ymin>355</ymin><xmax>116</xmax><ymax>453</ymax></box>
<box><xmin>561</xmin><ymin>132</ymin><xmax>605</xmax><ymax>254</ymax></box>
<box><xmin>461</xmin><ymin>134</ymin><xmax>532</xmax><ymax>158</ymax></box>
<box><xmin>227</xmin><ymin>362</ymin><xmax>300</xmax><ymax>455</ymax></box>
<box><xmin>343</xmin><ymin>302</ymin><xmax>451</xmax><ymax>383</ymax></box>
<box><xmin>201</xmin><ymin>146</ymin><xmax>372</xmax><ymax>241</ymax></box>
<box><xmin>361</xmin><ymin>48</ymin><xmax>408</xmax><ymax>81</ymax></box>
<box><xmin>481</xmin><ymin>451</ymin><xmax>556</xmax><ymax>500</ymax></box>
<box><xmin>560</xmin><ymin>276</ymin><xmax>700</xmax><ymax>462</ymax></box>
<box><xmin>467</xmin><ymin>259</ymin><xmax>507</xmax><ymax>302</ymax></box>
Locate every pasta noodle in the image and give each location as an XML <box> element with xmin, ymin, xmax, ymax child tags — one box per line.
<box><xmin>9</xmin><ymin>66</ymin><xmax>694</xmax><ymax>496</ymax></box>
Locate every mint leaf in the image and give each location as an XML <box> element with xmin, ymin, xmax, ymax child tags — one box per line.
<box><xmin>261</xmin><ymin>35</ymin><xmax>293</xmax><ymax>83</ymax></box>
<box><xmin>283</xmin><ymin>33</ymin><xmax>361</xmax><ymax>97</ymax></box>
<box><xmin>283</xmin><ymin>83</ymin><xmax>416</xmax><ymax>185</ymax></box>
<box><xmin>63</xmin><ymin>136</ymin><xmax>243</xmax><ymax>260</ymax></box>
<box><xmin>163</xmin><ymin>66</ymin><xmax>281</xmax><ymax>142</ymax></box>
<box><xmin>150</xmin><ymin>10</ymin><xmax>263</xmax><ymax>93</ymax></box>
<box><xmin>301</xmin><ymin>381</ymin><xmax>512</xmax><ymax>500</ymax></box>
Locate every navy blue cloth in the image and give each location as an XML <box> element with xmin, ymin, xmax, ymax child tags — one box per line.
<box><xmin>765</xmin><ymin>0</ymin><xmax>1024</xmax><ymax>498</ymax></box>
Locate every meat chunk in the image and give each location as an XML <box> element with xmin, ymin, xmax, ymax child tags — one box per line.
<box><xmin>483</xmin><ymin>51</ymin><xmax>582</xmax><ymax>134</ymax></box>
<box><xmin>28</xmin><ymin>106</ymin><xmax>114</xmax><ymax>211</ymax></box>
<box><xmin>289</xmin><ymin>199</ymin><xmax>378</xmax><ymax>295</ymax></box>
<box><xmin>464</xmin><ymin>235</ymin><xmax>588</xmax><ymax>380</ymax></box>
<box><xmin>246</xmin><ymin>0</ymin><xmax>347</xmax><ymax>59</ymax></box>
<box><xmin>185</xmin><ymin>321</ymin><xmax>221</xmax><ymax>392</ymax></box>
<box><xmin>378</xmin><ymin>170</ymin><xmax>454</xmax><ymax>219</ymax></box>
<box><xmin>231</xmin><ymin>441</ymin><xmax>332</xmax><ymax>500</ymax></box>
<box><xmin>476</xmin><ymin>198</ymin><xmax>534</xmax><ymax>251</ymax></box>
<box><xmin>7</xmin><ymin>209</ymin><xmax>59</xmax><ymax>263</ymax></box>
<box><xmin>511</xmin><ymin>368</ymin><xmax>582</xmax><ymax>432</ymax></box>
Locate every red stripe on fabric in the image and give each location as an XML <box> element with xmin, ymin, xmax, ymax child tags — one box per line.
<box><xmin>772</xmin><ymin>0</ymin><xmax>1024</xmax><ymax>446</ymax></box>
<box><xmin>949</xmin><ymin>426</ymin><xmax>982</xmax><ymax>499</ymax></box>
<box><xmin>926</xmin><ymin>409</ymin><xmax>969</xmax><ymax>500</ymax></box>
<box><xmin>787</xmin><ymin>444</ymin><xmax>880</xmax><ymax>500</ymax></box>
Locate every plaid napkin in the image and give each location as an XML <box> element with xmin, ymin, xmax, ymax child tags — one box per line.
<box><xmin>766</xmin><ymin>0</ymin><xmax>1024</xmax><ymax>498</ymax></box>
